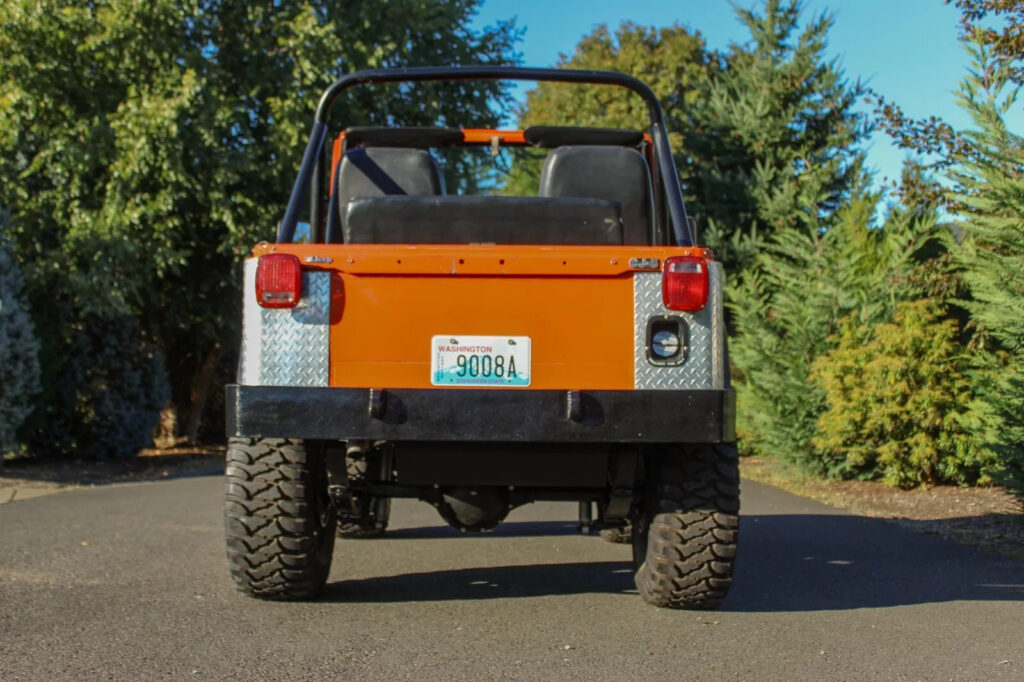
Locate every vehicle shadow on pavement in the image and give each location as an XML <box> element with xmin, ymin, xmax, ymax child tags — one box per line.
<box><xmin>324</xmin><ymin>561</ymin><xmax>637</xmax><ymax>602</ymax></box>
<box><xmin>384</xmin><ymin>520</ymin><xmax>584</xmax><ymax>539</ymax></box>
<box><xmin>327</xmin><ymin>514</ymin><xmax>1022</xmax><ymax>610</ymax></box>
<box><xmin>723</xmin><ymin>513</ymin><xmax>1024</xmax><ymax>612</ymax></box>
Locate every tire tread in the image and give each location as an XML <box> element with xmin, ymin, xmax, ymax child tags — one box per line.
<box><xmin>635</xmin><ymin>444</ymin><xmax>740</xmax><ymax>610</ymax></box>
<box><xmin>224</xmin><ymin>437</ymin><xmax>335</xmax><ymax>600</ymax></box>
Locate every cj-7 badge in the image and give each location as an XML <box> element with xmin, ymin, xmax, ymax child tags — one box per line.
<box><xmin>628</xmin><ymin>257</ymin><xmax>660</xmax><ymax>269</ymax></box>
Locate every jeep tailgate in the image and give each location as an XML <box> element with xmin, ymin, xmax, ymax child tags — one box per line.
<box><xmin>247</xmin><ymin>244</ymin><xmax>715</xmax><ymax>391</ymax></box>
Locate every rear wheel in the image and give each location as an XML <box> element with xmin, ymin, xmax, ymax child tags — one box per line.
<box><xmin>633</xmin><ymin>444</ymin><xmax>739</xmax><ymax>609</ymax></box>
<box><xmin>224</xmin><ymin>437</ymin><xmax>335</xmax><ymax>600</ymax></box>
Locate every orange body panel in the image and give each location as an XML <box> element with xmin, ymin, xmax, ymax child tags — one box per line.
<box><xmin>254</xmin><ymin>244</ymin><xmax>715</xmax><ymax>390</ymax></box>
<box><xmin>253</xmin><ymin>243</ymin><xmax>712</xmax><ymax>275</ymax></box>
<box><xmin>330</xmin><ymin>273</ymin><xmax>633</xmax><ymax>389</ymax></box>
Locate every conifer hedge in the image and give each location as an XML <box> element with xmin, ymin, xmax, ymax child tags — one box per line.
<box><xmin>0</xmin><ymin>212</ymin><xmax>40</xmax><ymax>457</ymax></box>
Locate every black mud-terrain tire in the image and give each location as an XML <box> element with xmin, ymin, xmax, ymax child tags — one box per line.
<box><xmin>633</xmin><ymin>444</ymin><xmax>739</xmax><ymax>610</ymax></box>
<box><xmin>599</xmin><ymin>523</ymin><xmax>633</xmax><ymax>544</ymax></box>
<box><xmin>224</xmin><ymin>437</ymin><xmax>335</xmax><ymax>600</ymax></box>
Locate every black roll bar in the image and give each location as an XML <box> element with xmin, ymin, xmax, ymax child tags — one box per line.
<box><xmin>278</xmin><ymin>65</ymin><xmax>693</xmax><ymax>246</ymax></box>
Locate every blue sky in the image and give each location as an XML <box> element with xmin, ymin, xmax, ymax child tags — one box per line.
<box><xmin>471</xmin><ymin>0</ymin><xmax>1021</xmax><ymax>189</ymax></box>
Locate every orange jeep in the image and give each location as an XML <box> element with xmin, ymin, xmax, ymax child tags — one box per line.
<box><xmin>224</xmin><ymin>66</ymin><xmax>738</xmax><ymax>609</ymax></box>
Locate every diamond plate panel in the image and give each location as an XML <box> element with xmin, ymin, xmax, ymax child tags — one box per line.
<box><xmin>239</xmin><ymin>259</ymin><xmax>329</xmax><ymax>387</ymax></box>
<box><xmin>708</xmin><ymin>261</ymin><xmax>726</xmax><ymax>389</ymax></box>
<box><xmin>633</xmin><ymin>263</ymin><xmax>725</xmax><ymax>390</ymax></box>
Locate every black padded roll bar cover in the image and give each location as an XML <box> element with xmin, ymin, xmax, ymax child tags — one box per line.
<box><xmin>343</xmin><ymin>195</ymin><xmax>624</xmax><ymax>245</ymax></box>
<box><xmin>344</xmin><ymin>126</ymin><xmax>464</xmax><ymax>148</ymax></box>
<box><xmin>524</xmin><ymin>126</ymin><xmax>644</xmax><ymax>148</ymax></box>
<box><xmin>539</xmin><ymin>145</ymin><xmax>654</xmax><ymax>245</ymax></box>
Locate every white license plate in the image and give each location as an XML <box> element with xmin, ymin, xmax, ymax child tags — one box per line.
<box><xmin>431</xmin><ymin>335</ymin><xmax>531</xmax><ymax>387</ymax></box>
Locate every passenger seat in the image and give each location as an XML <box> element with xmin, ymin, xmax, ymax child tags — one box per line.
<box><xmin>538</xmin><ymin>146</ymin><xmax>654</xmax><ymax>245</ymax></box>
<box><xmin>327</xmin><ymin>147</ymin><xmax>445</xmax><ymax>243</ymax></box>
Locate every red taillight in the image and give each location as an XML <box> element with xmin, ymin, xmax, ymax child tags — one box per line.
<box><xmin>256</xmin><ymin>254</ymin><xmax>302</xmax><ymax>308</ymax></box>
<box><xmin>662</xmin><ymin>256</ymin><xmax>709</xmax><ymax>311</ymax></box>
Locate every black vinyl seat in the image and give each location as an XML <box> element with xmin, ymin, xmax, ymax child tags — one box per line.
<box><xmin>326</xmin><ymin>147</ymin><xmax>445</xmax><ymax>243</ymax></box>
<box><xmin>538</xmin><ymin>145</ymin><xmax>654</xmax><ymax>245</ymax></box>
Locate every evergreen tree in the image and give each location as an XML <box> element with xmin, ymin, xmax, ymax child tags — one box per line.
<box><xmin>691</xmin><ymin>0</ymin><xmax>869</xmax><ymax>272</ymax></box>
<box><xmin>871</xmin><ymin>1</ymin><xmax>1023</xmax><ymax>197</ymax></box>
<box><xmin>503</xmin><ymin>1</ymin><xmax>869</xmax><ymax>277</ymax></box>
<box><xmin>954</xmin><ymin>0</ymin><xmax>1024</xmax><ymax>85</ymax></box>
<box><xmin>729</xmin><ymin>170</ymin><xmax>945</xmax><ymax>475</ymax></box>
<box><xmin>947</xmin><ymin>37</ymin><xmax>1024</xmax><ymax>489</ymax></box>
<box><xmin>0</xmin><ymin>211</ymin><xmax>40</xmax><ymax>457</ymax></box>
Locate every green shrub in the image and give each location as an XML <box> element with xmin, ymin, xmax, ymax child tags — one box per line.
<box><xmin>811</xmin><ymin>300</ymin><xmax>995</xmax><ymax>487</ymax></box>
<box><xmin>21</xmin><ymin>315</ymin><xmax>169</xmax><ymax>460</ymax></box>
<box><xmin>729</xmin><ymin>180</ymin><xmax>944</xmax><ymax>476</ymax></box>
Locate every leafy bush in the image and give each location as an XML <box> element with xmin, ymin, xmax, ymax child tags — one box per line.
<box><xmin>0</xmin><ymin>220</ymin><xmax>40</xmax><ymax>455</ymax></box>
<box><xmin>811</xmin><ymin>300</ymin><xmax>996</xmax><ymax>487</ymax></box>
<box><xmin>0</xmin><ymin>0</ymin><xmax>522</xmax><ymax>449</ymax></box>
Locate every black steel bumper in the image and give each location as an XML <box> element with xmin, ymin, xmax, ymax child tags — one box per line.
<box><xmin>226</xmin><ymin>385</ymin><xmax>735</xmax><ymax>443</ymax></box>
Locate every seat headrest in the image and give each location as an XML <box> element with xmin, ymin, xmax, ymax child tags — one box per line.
<box><xmin>539</xmin><ymin>145</ymin><xmax>653</xmax><ymax>245</ymax></box>
<box><xmin>327</xmin><ymin>147</ymin><xmax>445</xmax><ymax>242</ymax></box>
<box><xmin>337</xmin><ymin>147</ymin><xmax>444</xmax><ymax>197</ymax></box>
